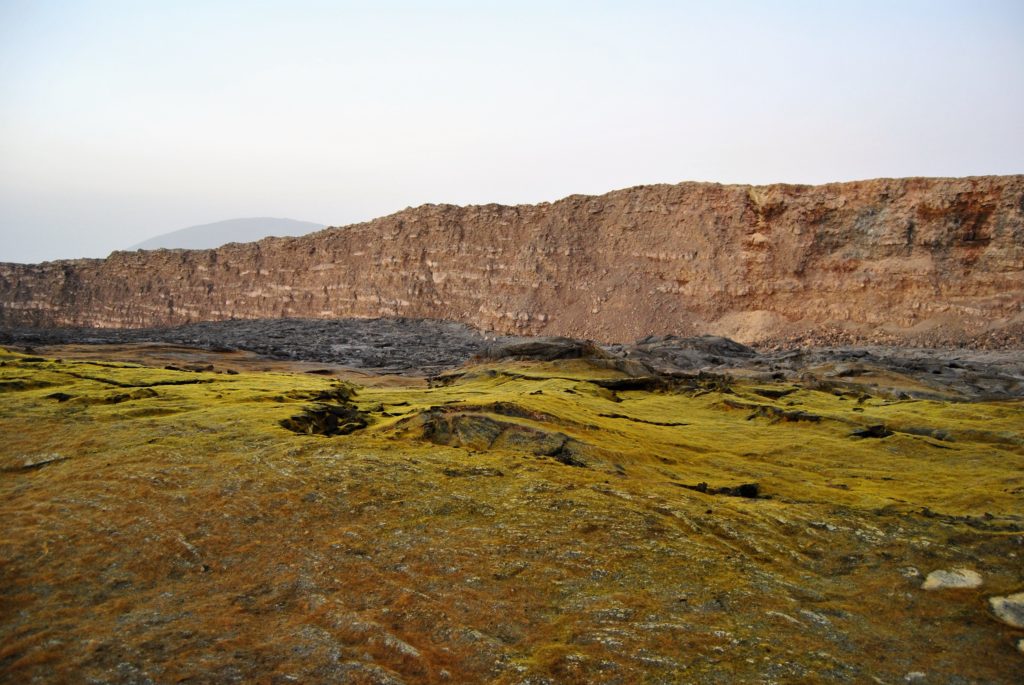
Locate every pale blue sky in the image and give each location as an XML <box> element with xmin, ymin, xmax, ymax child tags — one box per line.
<box><xmin>1</xmin><ymin>0</ymin><xmax>1022</xmax><ymax>263</ymax></box>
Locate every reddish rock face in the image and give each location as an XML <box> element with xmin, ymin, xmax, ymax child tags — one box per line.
<box><xmin>1</xmin><ymin>176</ymin><xmax>1022</xmax><ymax>346</ymax></box>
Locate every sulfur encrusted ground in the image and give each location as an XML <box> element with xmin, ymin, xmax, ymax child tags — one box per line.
<box><xmin>0</xmin><ymin>348</ymin><xmax>1022</xmax><ymax>684</ymax></box>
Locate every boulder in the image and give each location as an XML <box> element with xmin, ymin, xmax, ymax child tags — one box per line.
<box><xmin>988</xmin><ymin>592</ymin><xmax>1024</xmax><ymax>628</ymax></box>
<box><xmin>921</xmin><ymin>568</ymin><xmax>983</xmax><ymax>590</ymax></box>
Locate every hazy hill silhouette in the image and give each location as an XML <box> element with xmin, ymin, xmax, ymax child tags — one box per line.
<box><xmin>129</xmin><ymin>218</ymin><xmax>324</xmax><ymax>251</ymax></box>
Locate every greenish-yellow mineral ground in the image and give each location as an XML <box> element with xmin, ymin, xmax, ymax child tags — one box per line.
<box><xmin>1</xmin><ymin>346</ymin><xmax>1022</xmax><ymax>683</ymax></box>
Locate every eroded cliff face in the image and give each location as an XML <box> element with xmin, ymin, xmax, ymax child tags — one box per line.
<box><xmin>1</xmin><ymin>176</ymin><xmax>1022</xmax><ymax>345</ymax></box>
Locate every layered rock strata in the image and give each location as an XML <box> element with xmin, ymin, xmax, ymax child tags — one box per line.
<box><xmin>1</xmin><ymin>176</ymin><xmax>1022</xmax><ymax>345</ymax></box>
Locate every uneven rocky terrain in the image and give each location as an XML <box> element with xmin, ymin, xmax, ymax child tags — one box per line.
<box><xmin>0</xmin><ymin>318</ymin><xmax>502</xmax><ymax>376</ymax></box>
<box><xmin>3</xmin><ymin>318</ymin><xmax>1021</xmax><ymax>400</ymax></box>
<box><xmin>2</xmin><ymin>173</ymin><xmax>1023</xmax><ymax>683</ymax></box>
<box><xmin>2</xmin><ymin>176</ymin><xmax>1022</xmax><ymax>346</ymax></box>
<box><xmin>1</xmin><ymin>324</ymin><xmax>1022</xmax><ymax>683</ymax></box>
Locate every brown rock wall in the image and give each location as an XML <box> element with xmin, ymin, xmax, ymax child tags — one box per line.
<box><xmin>1</xmin><ymin>176</ymin><xmax>1022</xmax><ymax>344</ymax></box>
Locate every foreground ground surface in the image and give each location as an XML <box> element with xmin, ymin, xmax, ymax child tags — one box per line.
<box><xmin>1</xmin><ymin>343</ymin><xmax>1022</xmax><ymax>684</ymax></box>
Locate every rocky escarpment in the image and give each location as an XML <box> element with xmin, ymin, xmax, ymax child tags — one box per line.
<box><xmin>1</xmin><ymin>176</ymin><xmax>1022</xmax><ymax>345</ymax></box>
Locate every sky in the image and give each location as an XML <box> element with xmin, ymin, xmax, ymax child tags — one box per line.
<box><xmin>1</xmin><ymin>1</ymin><xmax>1022</xmax><ymax>264</ymax></box>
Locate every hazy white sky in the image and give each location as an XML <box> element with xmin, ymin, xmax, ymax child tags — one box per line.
<box><xmin>1</xmin><ymin>0</ymin><xmax>1022</xmax><ymax>263</ymax></box>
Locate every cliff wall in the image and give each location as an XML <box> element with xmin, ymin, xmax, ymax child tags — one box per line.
<box><xmin>2</xmin><ymin>176</ymin><xmax>1022</xmax><ymax>345</ymax></box>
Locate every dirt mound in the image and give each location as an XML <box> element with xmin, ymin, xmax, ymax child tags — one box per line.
<box><xmin>478</xmin><ymin>337</ymin><xmax>609</xmax><ymax>361</ymax></box>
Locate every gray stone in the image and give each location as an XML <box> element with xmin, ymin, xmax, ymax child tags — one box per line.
<box><xmin>988</xmin><ymin>592</ymin><xmax>1024</xmax><ymax>628</ymax></box>
<box><xmin>921</xmin><ymin>568</ymin><xmax>982</xmax><ymax>590</ymax></box>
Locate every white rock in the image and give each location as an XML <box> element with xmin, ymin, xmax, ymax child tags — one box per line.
<box><xmin>988</xmin><ymin>592</ymin><xmax>1024</xmax><ymax>628</ymax></box>
<box><xmin>766</xmin><ymin>610</ymin><xmax>802</xmax><ymax>626</ymax></box>
<box><xmin>921</xmin><ymin>568</ymin><xmax>982</xmax><ymax>590</ymax></box>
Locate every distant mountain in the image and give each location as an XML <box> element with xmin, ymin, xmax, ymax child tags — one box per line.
<box><xmin>129</xmin><ymin>218</ymin><xmax>325</xmax><ymax>251</ymax></box>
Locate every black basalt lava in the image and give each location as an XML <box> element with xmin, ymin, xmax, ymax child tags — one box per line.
<box><xmin>2</xmin><ymin>318</ymin><xmax>1022</xmax><ymax>399</ymax></box>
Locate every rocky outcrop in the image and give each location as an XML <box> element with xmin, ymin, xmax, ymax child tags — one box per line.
<box><xmin>1</xmin><ymin>176</ymin><xmax>1022</xmax><ymax>345</ymax></box>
